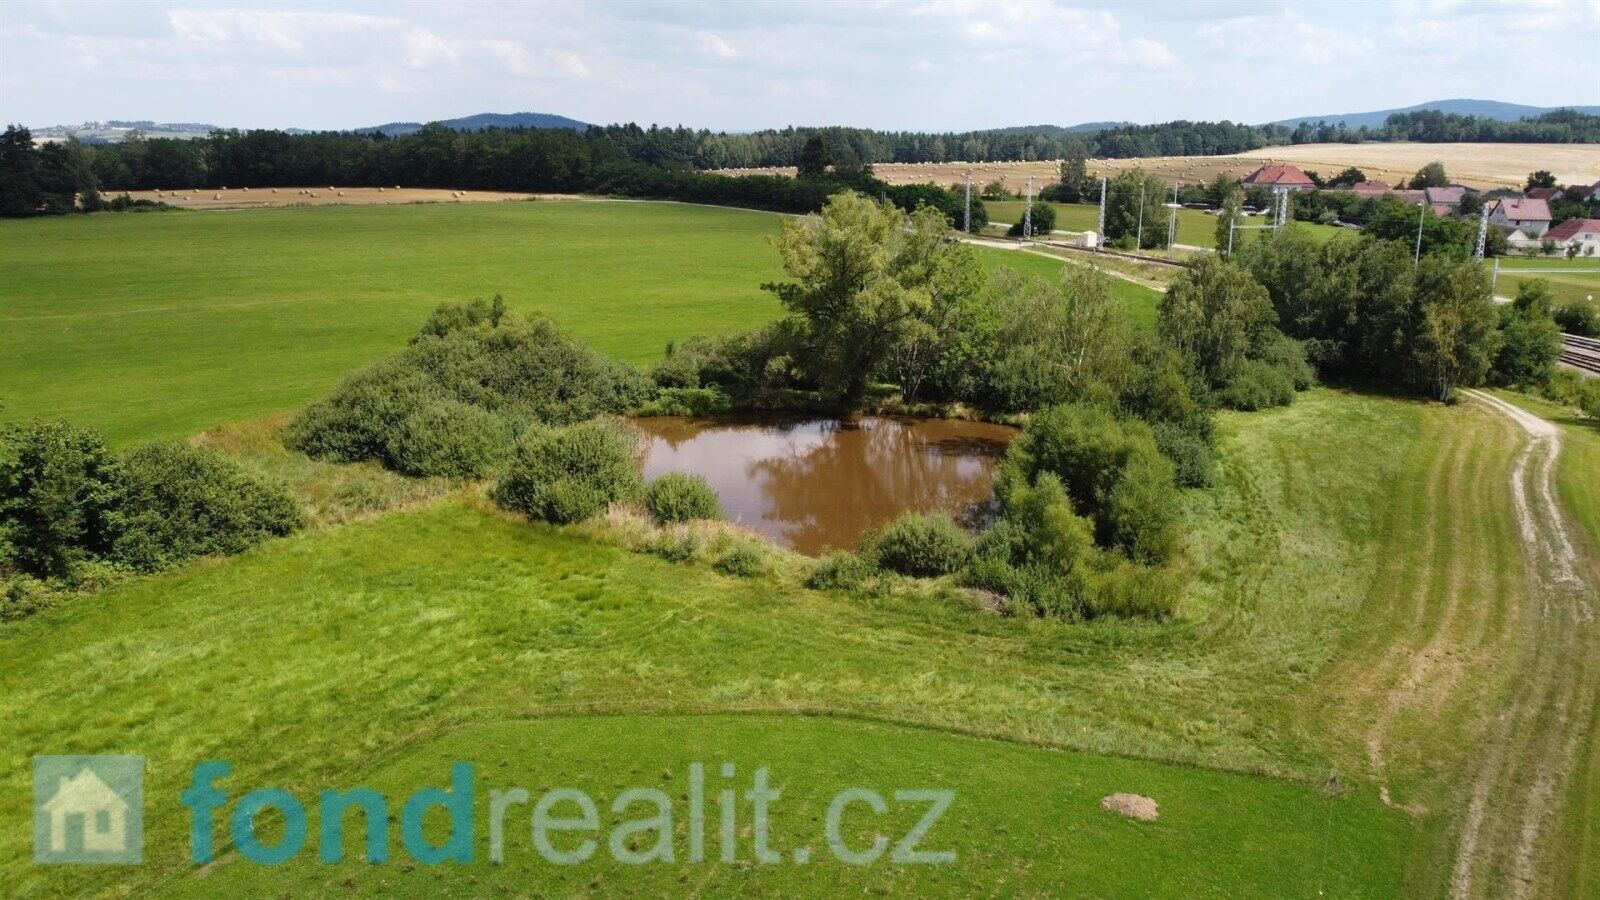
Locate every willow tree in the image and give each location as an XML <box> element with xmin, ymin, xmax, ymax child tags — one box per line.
<box><xmin>763</xmin><ymin>191</ymin><xmax>971</xmax><ymax>407</ymax></box>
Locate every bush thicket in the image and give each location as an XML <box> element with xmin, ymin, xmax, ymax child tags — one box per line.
<box><xmin>109</xmin><ymin>442</ymin><xmax>302</xmax><ymax>572</ymax></box>
<box><xmin>995</xmin><ymin>403</ymin><xmax>1181</xmax><ymax>565</ymax></box>
<box><xmin>644</xmin><ymin>472</ymin><xmax>723</xmax><ymax>523</ymax></box>
<box><xmin>492</xmin><ymin>420</ymin><xmax>643</xmax><ymax>524</ymax></box>
<box><xmin>1</xmin><ymin>421</ymin><xmax>302</xmax><ymax>589</ymax></box>
<box><xmin>865</xmin><ymin>511</ymin><xmax>973</xmax><ymax>577</ymax></box>
<box><xmin>289</xmin><ymin>300</ymin><xmax>651</xmax><ymax>475</ymax></box>
<box><xmin>0</xmin><ymin>421</ymin><xmax>121</xmax><ymax>578</ymax></box>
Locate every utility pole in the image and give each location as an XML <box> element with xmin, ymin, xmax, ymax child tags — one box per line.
<box><xmin>963</xmin><ymin>170</ymin><xmax>972</xmax><ymax>234</ymax></box>
<box><xmin>1228</xmin><ymin>218</ymin><xmax>1236</xmax><ymax>256</ymax></box>
<box><xmin>1474</xmin><ymin>202</ymin><xmax>1490</xmax><ymax>260</ymax></box>
<box><xmin>1096</xmin><ymin>176</ymin><xmax>1107</xmax><ymax>251</ymax></box>
<box><xmin>1413</xmin><ymin>201</ymin><xmax>1426</xmax><ymax>267</ymax></box>
<box><xmin>1023</xmin><ymin>175</ymin><xmax>1034</xmax><ymax>241</ymax></box>
<box><xmin>1135</xmin><ymin>181</ymin><xmax>1146</xmax><ymax>250</ymax></box>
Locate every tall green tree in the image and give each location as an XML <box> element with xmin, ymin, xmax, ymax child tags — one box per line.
<box><xmin>796</xmin><ymin>135</ymin><xmax>831</xmax><ymax>179</ymax></box>
<box><xmin>1525</xmin><ymin>170</ymin><xmax>1557</xmax><ymax>190</ymax></box>
<box><xmin>1410</xmin><ymin>256</ymin><xmax>1501</xmax><ymax>401</ymax></box>
<box><xmin>1158</xmin><ymin>255</ymin><xmax>1278</xmax><ymax>382</ymax></box>
<box><xmin>764</xmin><ymin>192</ymin><xmax>963</xmax><ymax>406</ymax></box>
<box><xmin>1103</xmin><ymin>169</ymin><xmax>1168</xmax><ymax>250</ymax></box>
<box><xmin>0</xmin><ymin>125</ymin><xmax>42</xmax><ymax>217</ymax></box>
<box><xmin>1214</xmin><ymin>187</ymin><xmax>1243</xmax><ymax>255</ymax></box>
<box><xmin>1407</xmin><ymin>161</ymin><xmax>1448</xmax><ymax>189</ymax></box>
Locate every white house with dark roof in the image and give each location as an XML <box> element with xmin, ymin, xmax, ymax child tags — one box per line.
<box><xmin>1488</xmin><ymin>198</ymin><xmax>1552</xmax><ymax>238</ymax></box>
<box><xmin>1544</xmin><ymin>218</ymin><xmax>1600</xmax><ymax>256</ymax></box>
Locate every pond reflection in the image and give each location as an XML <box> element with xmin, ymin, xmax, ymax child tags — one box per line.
<box><xmin>633</xmin><ymin>415</ymin><xmax>1016</xmax><ymax>555</ymax></box>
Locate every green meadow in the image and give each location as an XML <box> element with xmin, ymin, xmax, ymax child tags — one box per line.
<box><xmin>983</xmin><ymin>200</ymin><xmax>1346</xmax><ymax>248</ymax></box>
<box><xmin>0</xmin><ymin>201</ymin><xmax>1161</xmax><ymax>445</ymax></box>
<box><xmin>1490</xmin><ymin>256</ymin><xmax>1600</xmax><ymax>307</ymax></box>
<box><xmin>2</xmin><ymin>199</ymin><xmax>1596</xmax><ymax>896</ymax></box>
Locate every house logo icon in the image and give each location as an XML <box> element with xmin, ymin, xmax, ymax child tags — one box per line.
<box><xmin>33</xmin><ymin>755</ymin><xmax>143</xmax><ymax>864</ymax></box>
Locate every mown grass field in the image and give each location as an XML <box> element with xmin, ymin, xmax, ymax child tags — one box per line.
<box><xmin>1490</xmin><ymin>256</ymin><xmax>1600</xmax><ymax>308</ymax></box>
<box><xmin>1</xmin><ymin>387</ymin><xmax>1524</xmax><ymax>896</ymax></box>
<box><xmin>983</xmin><ymin>200</ymin><xmax>1347</xmax><ymax>249</ymax></box>
<box><xmin>4</xmin><ymin>200</ymin><xmax>1594</xmax><ymax>896</ymax></box>
<box><xmin>0</xmin><ymin>201</ymin><xmax>1158</xmax><ymax>446</ymax></box>
<box><xmin>0</xmin><ymin>202</ymin><xmax>785</xmax><ymax>445</ymax></box>
<box><xmin>182</xmin><ymin>716</ymin><xmax>1406</xmax><ymax>897</ymax></box>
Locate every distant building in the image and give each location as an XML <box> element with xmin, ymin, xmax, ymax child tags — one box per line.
<box><xmin>1425</xmin><ymin>186</ymin><xmax>1467</xmax><ymax>207</ymax></box>
<box><xmin>1488</xmin><ymin>198</ymin><xmax>1552</xmax><ymax>238</ymax></box>
<box><xmin>1543</xmin><ymin>218</ymin><xmax>1600</xmax><ymax>255</ymax></box>
<box><xmin>1388</xmin><ymin>189</ymin><xmax>1427</xmax><ymax>205</ymax></box>
<box><xmin>1348</xmin><ymin>181</ymin><xmax>1393</xmax><ymax>198</ymax></box>
<box><xmin>1524</xmin><ymin>187</ymin><xmax>1563</xmax><ymax>201</ymax></box>
<box><xmin>1568</xmin><ymin>182</ymin><xmax>1600</xmax><ymax>202</ymax></box>
<box><xmin>1242</xmin><ymin>164</ymin><xmax>1315</xmax><ymax>191</ymax></box>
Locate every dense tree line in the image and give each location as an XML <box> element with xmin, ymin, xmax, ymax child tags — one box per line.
<box><xmin>1289</xmin><ymin>109</ymin><xmax>1600</xmax><ymax>145</ymax></box>
<box><xmin>0</xmin><ymin>123</ymin><xmax>987</xmax><ymax>226</ymax></box>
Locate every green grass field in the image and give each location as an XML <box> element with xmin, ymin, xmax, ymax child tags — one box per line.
<box><xmin>178</xmin><ymin>716</ymin><xmax>1408</xmax><ymax>897</ymax></box>
<box><xmin>0</xmin><ymin>202</ymin><xmax>785</xmax><ymax>445</ymax></box>
<box><xmin>0</xmin><ymin>201</ymin><xmax>1158</xmax><ymax>446</ymax></box>
<box><xmin>3</xmin><ymin>201</ymin><xmax>1595</xmax><ymax>896</ymax></box>
<box><xmin>983</xmin><ymin>201</ymin><xmax>1346</xmax><ymax>249</ymax></box>
<box><xmin>0</xmin><ymin>387</ymin><xmax>1536</xmax><ymax>895</ymax></box>
<box><xmin>1489</xmin><ymin>256</ymin><xmax>1600</xmax><ymax>307</ymax></box>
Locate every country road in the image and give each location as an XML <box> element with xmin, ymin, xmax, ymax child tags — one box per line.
<box><xmin>1452</xmin><ymin>390</ymin><xmax>1599</xmax><ymax>898</ymax></box>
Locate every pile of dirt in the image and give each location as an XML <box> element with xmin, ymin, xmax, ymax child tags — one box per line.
<box><xmin>1100</xmin><ymin>793</ymin><xmax>1159</xmax><ymax>822</ymax></box>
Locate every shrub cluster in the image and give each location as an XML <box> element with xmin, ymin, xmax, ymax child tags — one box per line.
<box><xmin>288</xmin><ymin>299</ymin><xmax>651</xmax><ymax>476</ymax></box>
<box><xmin>110</xmin><ymin>442</ymin><xmax>302</xmax><ymax>572</ymax></box>
<box><xmin>996</xmin><ymin>403</ymin><xmax>1181</xmax><ymax>565</ymax></box>
<box><xmin>863</xmin><ymin>511</ymin><xmax>972</xmax><ymax>577</ymax></box>
<box><xmin>1</xmin><ymin>421</ymin><xmax>302</xmax><ymax>594</ymax></box>
<box><xmin>1553</xmin><ymin>303</ymin><xmax>1598</xmax><ymax>337</ymax></box>
<box><xmin>492</xmin><ymin>419</ymin><xmax>643</xmax><ymax>524</ymax></box>
<box><xmin>644</xmin><ymin>472</ymin><xmax>723</xmax><ymax>524</ymax></box>
<box><xmin>806</xmin><ymin>551</ymin><xmax>878</xmax><ymax>592</ymax></box>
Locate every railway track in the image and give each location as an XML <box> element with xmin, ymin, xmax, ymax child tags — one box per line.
<box><xmin>1561</xmin><ymin>333</ymin><xmax>1600</xmax><ymax>377</ymax></box>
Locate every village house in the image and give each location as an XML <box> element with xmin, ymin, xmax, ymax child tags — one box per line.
<box><xmin>1347</xmin><ymin>181</ymin><xmax>1392</xmax><ymax>198</ymax></box>
<box><xmin>1524</xmin><ymin>186</ymin><xmax>1563</xmax><ymax>202</ymax></box>
<box><xmin>1488</xmin><ymin>197</ymin><xmax>1552</xmax><ymax>238</ymax></box>
<box><xmin>1241</xmin><ymin>163</ymin><xmax>1315</xmax><ymax>191</ymax></box>
<box><xmin>1543</xmin><ymin>217</ymin><xmax>1600</xmax><ymax>256</ymax></box>
<box><xmin>1425</xmin><ymin>186</ymin><xmax>1467</xmax><ymax>207</ymax></box>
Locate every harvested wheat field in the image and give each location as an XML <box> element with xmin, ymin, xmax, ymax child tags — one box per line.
<box><xmin>719</xmin><ymin>142</ymin><xmax>1600</xmax><ymax>192</ymax></box>
<box><xmin>115</xmin><ymin>186</ymin><xmax>570</xmax><ymax>210</ymax></box>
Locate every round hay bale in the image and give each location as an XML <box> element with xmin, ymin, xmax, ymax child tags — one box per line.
<box><xmin>1101</xmin><ymin>793</ymin><xmax>1158</xmax><ymax>822</ymax></box>
<box><xmin>395</xmin><ymin>185</ymin><xmax>401</xmax><ymax>190</ymax></box>
<box><xmin>213</xmin><ymin>194</ymin><xmax>221</xmax><ymax>200</ymax></box>
<box><xmin>328</xmin><ymin>186</ymin><xmax>336</xmax><ymax>191</ymax></box>
<box><xmin>309</xmin><ymin>192</ymin><xmax>317</xmax><ymax>198</ymax></box>
<box><xmin>338</xmin><ymin>191</ymin><xmax>345</xmax><ymax>196</ymax></box>
<box><xmin>378</xmin><ymin>187</ymin><xmax>385</xmax><ymax>192</ymax></box>
<box><xmin>271</xmin><ymin>188</ymin><xmax>278</xmax><ymax>193</ymax></box>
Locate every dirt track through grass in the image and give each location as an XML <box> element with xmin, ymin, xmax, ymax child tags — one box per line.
<box><xmin>1449</xmin><ymin>391</ymin><xmax>1600</xmax><ymax>899</ymax></box>
<box><xmin>1304</xmin><ymin>394</ymin><xmax>1600</xmax><ymax>898</ymax></box>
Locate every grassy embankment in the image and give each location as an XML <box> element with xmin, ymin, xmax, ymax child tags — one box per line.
<box><xmin>0</xmin><ymin>201</ymin><xmax>1162</xmax><ymax>446</ymax></box>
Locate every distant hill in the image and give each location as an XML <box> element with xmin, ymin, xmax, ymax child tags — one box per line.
<box><xmin>1267</xmin><ymin>99</ymin><xmax>1600</xmax><ymax>130</ymax></box>
<box><xmin>356</xmin><ymin>111</ymin><xmax>590</xmax><ymax>137</ymax></box>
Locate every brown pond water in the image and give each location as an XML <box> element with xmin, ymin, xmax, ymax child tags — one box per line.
<box><xmin>633</xmin><ymin>416</ymin><xmax>1017</xmax><ymax>556</ymax></box>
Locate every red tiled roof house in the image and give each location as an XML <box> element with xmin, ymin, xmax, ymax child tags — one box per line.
<box><xmin>1242</xmin><ymin>164</ymin><xmax>1315</xmax><ymax>191</ymax></box>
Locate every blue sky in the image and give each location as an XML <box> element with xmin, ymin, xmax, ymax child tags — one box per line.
<box><xmin>2</xmin><ymin>0</ymin><xmax>1596</xmax><ymax>131</ymax></box>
